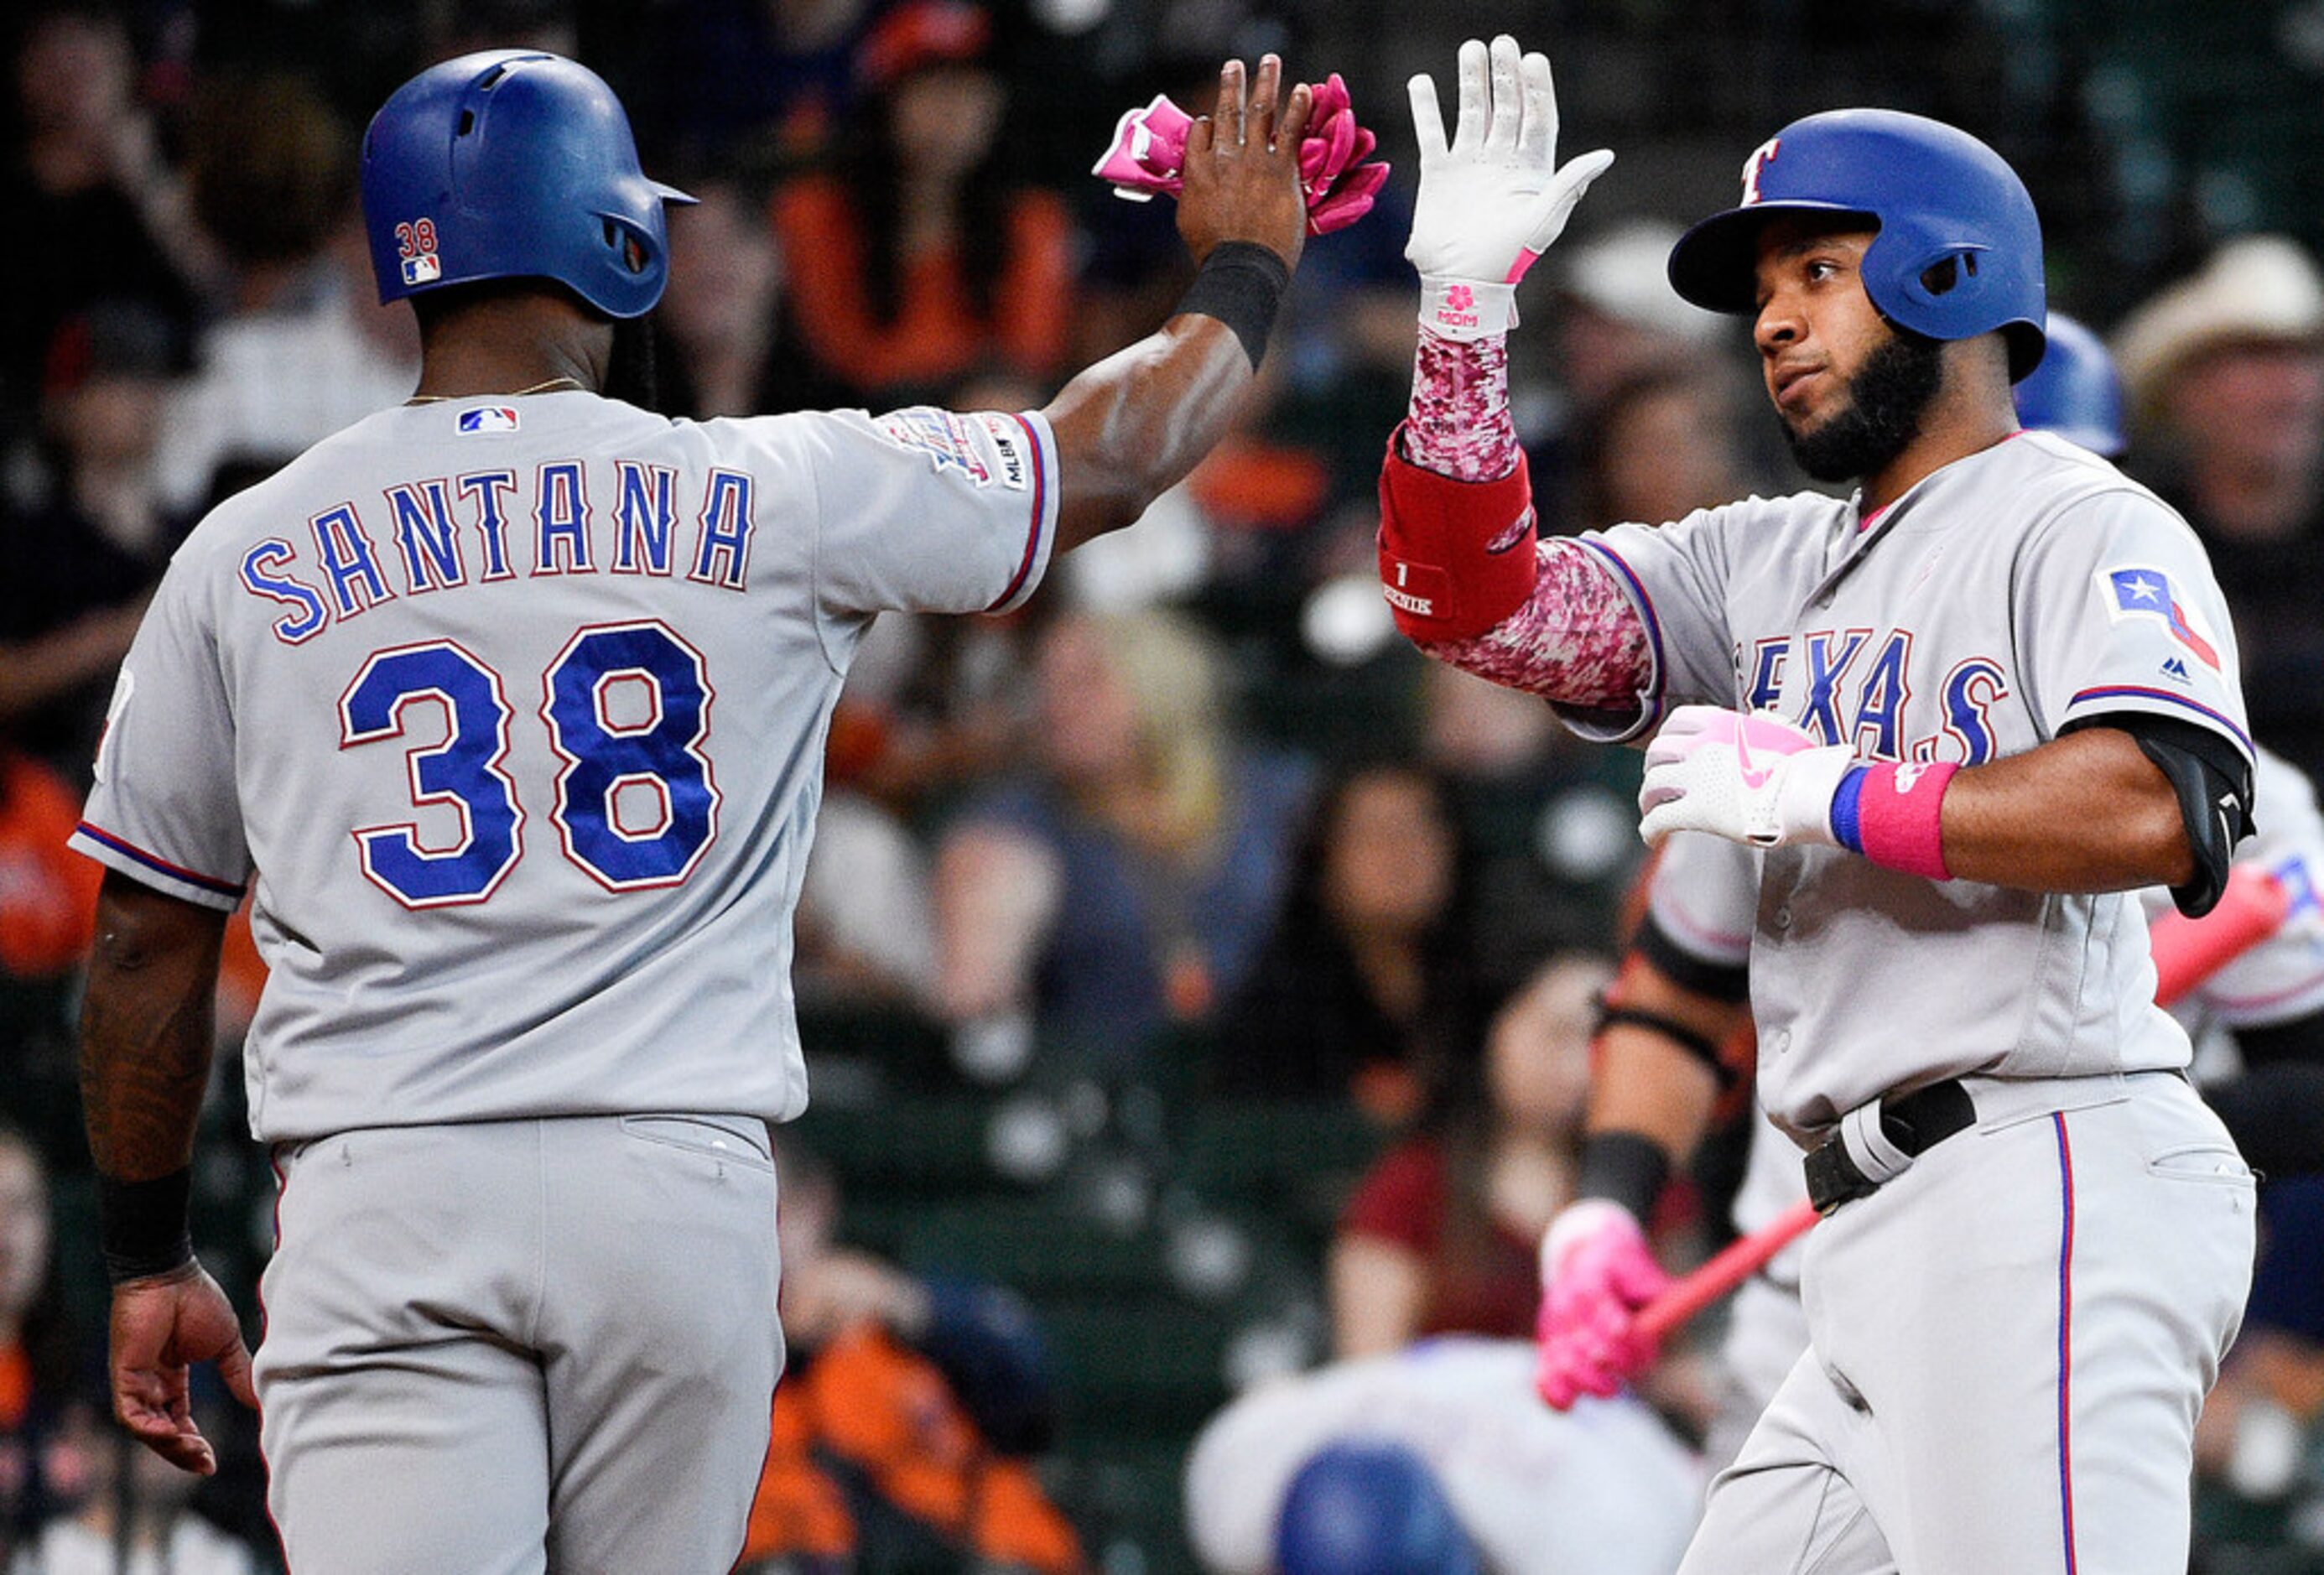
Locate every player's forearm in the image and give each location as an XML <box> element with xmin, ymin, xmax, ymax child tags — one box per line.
<box><xmin>1940</xmin><ymin>726</ymin><xmax>2194</xmax><ymax>891</ymax></box>
<box><xmin>1418</xmin><ymin>544</ymin><xmax>1651</xmax><ymax>710</ymax></box>
<box><xmin>1380</xmin><ymin>330</ymin><xmax>1651</xmax><ymax>710</ymax></box>
<box><xmin>78</xmin><ymin>875</ymin><xmax>226</xmax><ymax>1183</ymax></box>
<box><xmin>1042</xmin><ymin>313</ymin><xmax>1258</xmax><ymax>554</ymax></box>
<box><xmin>1583</xmin><ymin>958</ymin><xmax>1737</xmax><ymax>1167</ymax></box>
<box><xmin>1401</xmin><ymin>328</ymin><xmax>1520</xmax><ymax>482</ymax></box>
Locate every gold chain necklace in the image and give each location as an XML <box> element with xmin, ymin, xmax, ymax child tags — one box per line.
<box><xmin>406</xmin><ymin>376</ymin><xmax>585</xmax><ymax>406</ymax></box>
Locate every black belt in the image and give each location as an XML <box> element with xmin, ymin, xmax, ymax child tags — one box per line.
<box><xmin>1802</xmin><ymin>1079</ymin><xmax>1977</xmax><ymax>1214</ymax></box>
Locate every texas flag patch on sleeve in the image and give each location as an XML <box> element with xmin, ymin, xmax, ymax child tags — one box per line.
<box><xmin>2099</xmin><ymin>564</ymin><xmax>2222</xmax><ymax>670</ymax></box>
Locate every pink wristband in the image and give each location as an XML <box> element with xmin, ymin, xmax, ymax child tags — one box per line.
<box><xmin>1833</xmin><ymin>761</ymin><xmax>1957</xmax><ymax>880</ymax></box>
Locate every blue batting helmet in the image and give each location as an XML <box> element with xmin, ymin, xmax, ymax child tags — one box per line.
<box><xmin>1667</xmin><ymin>109</ymin><xmax>2047</xmax><ymax>381</ymax></box>
<box><xmin>360</xmin><ymin>50</ymin><xmax>694</xmax><ymax>320</ymax></box>
<box><xmin>2013</xmin><ymin>313</ymin><xmax>2124</xmax><ymax>455</ymax></box>
<box><xmin>1276</xmin><ymin>1442</ymin><xmax>1480</xmax><ymax>1575</ymax></box>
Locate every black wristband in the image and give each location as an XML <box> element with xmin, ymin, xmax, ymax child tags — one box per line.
<box><xmin>1176</xmin><ymin>241</ymin><xmax>1290</xmax><ymax>370</ymax></box>
<box><xmin>99</xmin><ymin>1167</ymin><xmax>196</xmax><ymax>1286</ymax></box>
<box><xmin>1576</xmin><ymin>1131</ymin><xmax>1672</xmax><ymax>1224</ymax></box>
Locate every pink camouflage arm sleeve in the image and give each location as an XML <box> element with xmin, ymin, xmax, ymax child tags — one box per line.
<box><xmin>1380</xmin><ymin>330</ymin><xmax>1651</xmax><ymax>713</ymax></box>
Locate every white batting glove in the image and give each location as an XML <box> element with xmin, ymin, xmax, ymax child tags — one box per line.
<box><xmin>1406</xmin><ymin>34</ymin><xmax>1615</xmax><ymax>340</ymax></box>
<box><xmin>1638</xmin><ymin>706</ymin><xmax>1857</xmax><ymax>850</ymax></box>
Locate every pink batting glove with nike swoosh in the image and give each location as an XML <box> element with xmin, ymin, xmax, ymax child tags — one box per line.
<box><xmin>1637</xmin><ymin>704</ymin><xmax>1858</xmax><ymax>851</ymax></box>
<box><xmin>1535</xmin><ymin>1199</ymin><xmax>1671</xmax><ymax>1410</ymax></box>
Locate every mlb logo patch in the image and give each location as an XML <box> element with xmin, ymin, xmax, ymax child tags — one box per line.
<box><xmin>402</xmin><ymin>253</ymin><xmax>442</xmax><ymax>286</ymax></box>
<box><xmin>875</xmin><ymin>408</ymin><xmax>991</xmax><ymax>486</ymax></box>
<box><xmin>456</xmin><ymin>406</ymin><xmax>520</xmax><ymax>434</ymax></box>
<box><xmin>2099</xmin><ymin>564</ymin><xmax>2221</xmax><ymax>670</ymax></box>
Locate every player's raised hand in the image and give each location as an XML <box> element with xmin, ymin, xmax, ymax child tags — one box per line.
<box><xmin>109</xmin><ymin>1261</ymin><xmax>257</xmax><ymax>1475</ymax></box>
<box><xmin>1178</xmin><ymin>55</ymin><xmax>1313</xmax><ymax>272</ymax></box>
<box><xmin>1406</xmin><ymin>35</ymin><xmax>1615</xmax><ymax>339</ymax></box>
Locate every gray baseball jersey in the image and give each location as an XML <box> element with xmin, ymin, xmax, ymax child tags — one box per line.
<box><xmin>1568</xmin><ymin>430</ymin><xmax>2251</xmax><ymax>1141</ymax></box>
<box><xmin>73</xmin><ymin>392</ymin><xmax>1055</xmax><ymax>1142</ymax></box>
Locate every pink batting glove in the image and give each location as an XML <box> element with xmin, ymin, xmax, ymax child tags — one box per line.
<box><xmin>1298</xmin><ymin>73</ymin><xmax>1390</xmax><ymax>234</ymax></box>
<box><xmin>1309</xmin><ymin>159</ymin><xmax>1389</xmax><ymax>234</ymax></box>
<box><xmin>1534</xmin><ymin>1199</ymin><xmax>1671</xmax><ymax>1410</ymax></box>
<box><xmin>1091</xmin><ymin>81</ymin><xmax>1389</xmax><ymax>235</ymax></box>
<box><xmin>1091</xmin><ymin>94</ymin><xmax>1198</xmax><ymax>201</ymax></box>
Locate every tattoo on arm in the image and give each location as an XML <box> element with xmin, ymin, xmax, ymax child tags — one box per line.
<box><xmin>79</xmin><ymin>878</ymin><xmax>226</xmax><ymax>1183</ymax></box>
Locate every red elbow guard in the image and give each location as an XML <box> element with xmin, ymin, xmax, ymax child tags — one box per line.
<box><xmin>1377</xmin><ymin>427</ymin><xmax>1540</xmax><ymax>642</ymax></box>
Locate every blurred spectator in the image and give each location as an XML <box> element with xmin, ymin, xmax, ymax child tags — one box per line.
<box><xmin>1213</xmin><ymin>763</ymin><xmax>1494</xmax><ymax>1123</ymax></box>
<box><xmin>655</xmin><ymin>0</ymin><xmax>876</xmax><ymax>168</ymax></box>
<box><xmin>740</xmin><ymin>1139</ymin><xmax>1080</xmax><ymax>1575</ymax></box>
<box><xmin>793</xmin><ymin>789</ymin><xmax>939</xmax><ymax>1010</ymax></box>
<box><xmin>1578</xmin><ymin>364</ymin><xmax>1764</xmax><ymax>529</ymax></box>
<box><xmin>0</xmin><ymin>8</ymin><xmax>205</xmax><ymax>443</ymax></box>
<box><xmin>766</xmin><ymin>0</ymin><xmax>1076</xmax><ymax>409</ymax></box>
<box><xmin>9</xmin><ymin>1391</ymin><xmax>258</xmax><ymax>1575</ymax></box>
<box><xmin>2114</xmin><ymin>236</ymin><xmax>2324</xmax><ymax>782</ymax></box>
<box><xmin>0</xmin><ymin>754</ymin><xmax>100</xmax><ymax>982</ymax></box>
<box><xmin>1</xmin><ymin>303</ymin><xmax>189</xmax><ymax>773</ymax></box>
<box><xmin>1328</xmin><ymin>954</ymin><xmax>1607</xmax><ymax>1357</ymax></box>
<box><xmin>658</xmin><ymin>175</ymin><xmax>788</xmax><ymax>418</ymax></box>
<box><xmin>153</xmin><ymin>74</ymin><xmax>416</xmax><ymax>512</ymax></box>
<box><xmin>1419</xmin><ymin>663</ymin><xmax>1643</xmax><ymax>980</ymax></box>
<box><xmin>0</xmin><ymin>1129</ymin><xmax>76</xmax><ymax>1561</ymax></box>
<box><xmin>932</xmin><ymin>610</ymin><xmax>1308</xmax><ymax>1070</ymax></box>
<box><xmin>1183</xmin><ymin>1339</ymin><xmax>1702</xmax><ymax>1575</ymax></box>
<box><xmin>1553</xmin><ymin>220</ymin><xmax>1733</xmax><ymax>416</ymax></box>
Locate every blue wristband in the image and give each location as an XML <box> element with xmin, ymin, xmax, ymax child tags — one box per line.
<box><xmin>1829</xmin><ymin>764</ymin><xmax>1870</xmax><ymax>854</ymax></box>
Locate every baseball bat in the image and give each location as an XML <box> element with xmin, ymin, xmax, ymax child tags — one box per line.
<box><xmin>1630</xmin><ymin>865</ymin><xmax>2292</xmax><ymax>1342</ymax></box>
<box><xmin>2147</xmin><ymin>864</ymin><xmax>2290</xmax><ymax>1007</ymax></box>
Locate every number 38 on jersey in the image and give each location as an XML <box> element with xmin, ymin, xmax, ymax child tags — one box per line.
<box><xmin>337</xmin><ymin>619</ymin><xmax>718</xmax><ymax>907</ymax></box>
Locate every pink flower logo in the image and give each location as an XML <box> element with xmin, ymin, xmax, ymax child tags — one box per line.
<box><xmin>1446</xmin><ymin>283</ymin><xmax>1474</xmax><ymax>311</ymax></box>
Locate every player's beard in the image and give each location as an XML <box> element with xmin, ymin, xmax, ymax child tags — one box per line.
<box><xmin>1778</xmin><ymin>328</ymin><xmax>1946</xmax><ymax>483</ymax></box>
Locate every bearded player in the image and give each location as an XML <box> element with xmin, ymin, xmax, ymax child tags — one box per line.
<box><xmin>1381</xmin><ymin>35</ymin><xmax>2254</xmax><ymax>1573</ymax></box>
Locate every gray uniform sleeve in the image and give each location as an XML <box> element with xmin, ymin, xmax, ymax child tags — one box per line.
<box><xmin>1557</xmin><ymin>502</ymin><xmax>1757</xmax><ymax>742</ymax></box>
<box><xmin>2011</xmin><ymin>489</ymin><xmax>2253</xmax><ymax>765</ymax></box>
<box><xmin>794</xmin><ymin>406</ymin><xmax>1058</xmax><ymax>623</ymax></box>
<box><xmin>70</xmin><ymin>557</ymin><xmax>250</xmax><ymax>911</ymax></box>
<box><xmin>1646</xmin><ymin>831</ymin><xmax>1761</xmax><ymax>971</ymax></box>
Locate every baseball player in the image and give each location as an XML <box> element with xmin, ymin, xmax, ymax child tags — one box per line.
<box><xmin>71</xmin><ymin>48</ymin><xmax>1322</xmax><ymax>1573</ymax></box>
<box><xmin>1586</xmin><ymin>320</ymin><xmax>2324</xmax><ymax>1473</ymax></box>
<box><xmin>1380</xmin><ymin>35</ymin><xmax>2258</xmax><ymax>1572</ymax></box>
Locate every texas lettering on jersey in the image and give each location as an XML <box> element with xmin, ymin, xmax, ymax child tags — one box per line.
<box><xmin>237</xmin><ymin>459</ymin><xmax>758</xmax><ymax>646</ymax></box>
<box><xmin>1739</xmin><ymin>629</ymin><xmax>2011</xmax><ymax>764</ymax></box>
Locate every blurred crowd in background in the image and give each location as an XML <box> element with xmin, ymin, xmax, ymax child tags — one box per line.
<box><xmin>3</xmin><ymin>0</ymin><xmax>2322</xmax><ymax>1571</ymax></box>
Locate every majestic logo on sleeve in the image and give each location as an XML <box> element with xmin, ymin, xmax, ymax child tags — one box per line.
<box><xmin>2099</xmin><ymin>565</ymin><xmax>2222</xmax><ymax>671</ymax></box>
